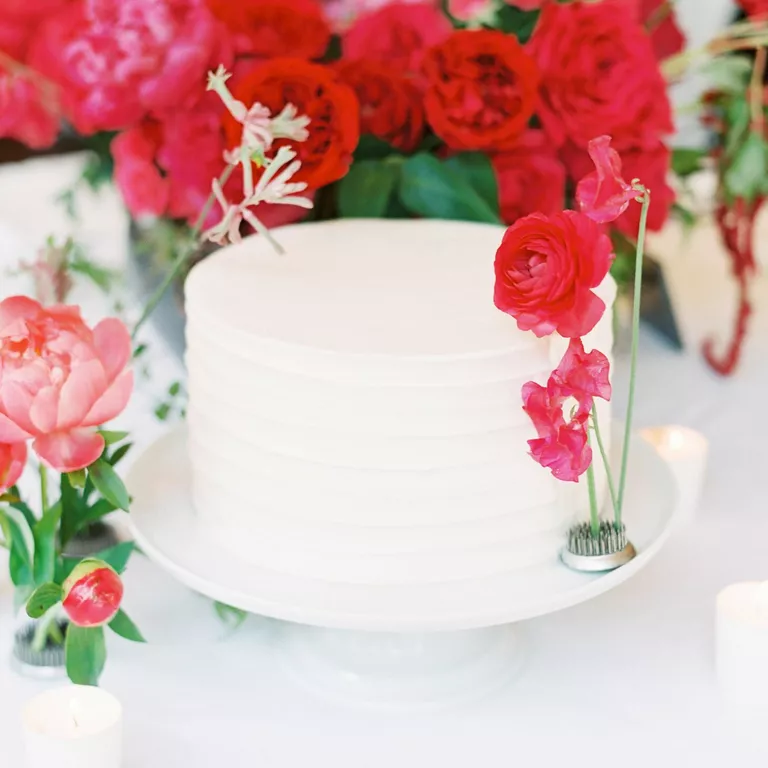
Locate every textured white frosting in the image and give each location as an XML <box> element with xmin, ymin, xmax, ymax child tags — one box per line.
<box><xmin>184</xmin><ymin>219</ymin><xmax>616</xmax><ymax>585</ymax></box>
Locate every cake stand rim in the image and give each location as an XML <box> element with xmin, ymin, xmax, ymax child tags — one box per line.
<box><xmin>127</xmin><ymin>423</ymin><xmax>680</xmax><ymax>632</ymax></box>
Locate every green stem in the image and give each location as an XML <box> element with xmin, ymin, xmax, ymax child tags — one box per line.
<box><xmin>39</xmin><ymin>464</ymin><xmax>48</xmax><ymax>515</ymax></box>
<box><xmin>617</xmin><ymin>189</ymin><xmax>651</xmax><ymax>520</ymax></box>
<box><xmin>591</xmin><ymin>405</ymin><xmax>619</xmax><ymax>526</ymax></box>
<box><xmin>586</xmin><ymin>452</ymin><xmax>600</xmax><ymax>539</ymax></box>
<box><xmin>131</xmin><ymin>164</ymin><xmax>235</xmax><ymax>340</ymax></box>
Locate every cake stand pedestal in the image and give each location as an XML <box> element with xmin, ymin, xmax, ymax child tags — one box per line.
<box><xmin>128</xmin><ymin>426</ymin><xmax>681</xmax><ymax>709</ymax></box>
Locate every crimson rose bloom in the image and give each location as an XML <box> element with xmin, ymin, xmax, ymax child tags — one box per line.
<box><xmin>343</xmin><ymin>2</ymin><xmax>451</xmax><ymax>77</ymax></box>
<box><xmin>528</xmin><ymin>0</ymin><xmax>673</xmax><ymax>150</ymax></box>
<box><xmin>638</xmin><ymin>0</ymin><xmax>686</xmax><ymax>61</ymax></box>
<box><xmin>422</xmin><ymin>30</ymin><xmax>539</xmax><ymax>151</ymax></box>
<box><xmin>492</xmin><ymin>130</ymin><xmax>565</xmax><ymax>224</ymax></box>
<box><xmin>737</xmin><ymin>0</ymin><xmax>768</xmax><ymax>17</ymax></box>
<box><xmin>494</xmin><ymin>211</ymin><xmax>614</xmax><ymax>338</ymax></box>
<box><xmin>227</xmin><ymin>59</ymin><xmax>359</xmax><ymax>189</ymax></box>
<box><xmin>335</xmin><ymin>59</ymin><xmax>424</xmax><ymax>152</ymax></box>
<box><xmin>206</xmin><ymin>0</ymin><xmax>330</xmax><ymax>59</ymax></box>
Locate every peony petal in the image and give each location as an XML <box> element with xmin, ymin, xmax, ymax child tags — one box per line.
<box><xmin>93</xmin><ymin>318</ymin><xmax>132</xmax><ymax>383</ymax></box>
<box><xmin>0</xmin><ymin>295</ymin><xmax>43</xmax><ymax>330</ymax></box>
<box><xmin>1</xmin><ymin>381</ymin><xmax>38</xmax><ymax>436</ymax></box>
<box><xmin>33</xmin><ymin>429</ymin><xmax>105</xmax><ymax>473</ymax></box>
<box><xmin>82</xmin><ymin>370</ymin><xmax>134</xmax><ymax>427</ymax></box>
<box><xmin>0</xmin><ymin>441</ymin><xmax>27</xmax><ymax>492</ymax></box>
<box><xmin>29</xmin><ymin>385</ymin><xmax>59</xmax><ymax>434</ymax></box>
<box><xmin>56</xmin><ymin>359</ymin><xmax>108</xmax><ymax>431</ymax></box>
<box><xmin>0</xmin><ymin>411</ymin><xmax>33</xmax><ymax>442</ymax></box>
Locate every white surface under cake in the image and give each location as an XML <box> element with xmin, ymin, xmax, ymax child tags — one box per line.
<box><xmin>184</xmin><ymin>219</ymin><xmax>615</xmax><ymax>585</ymax></box>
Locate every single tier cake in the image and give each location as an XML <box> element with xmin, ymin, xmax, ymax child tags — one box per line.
<box><xmin>184</xmin><ymin>219</ymin><xmax>615</xmax><ymax>585</ymax></box>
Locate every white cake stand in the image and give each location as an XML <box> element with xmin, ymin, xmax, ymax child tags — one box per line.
<box><xmin>128</xmin><ymin>425</ymin><xmax>680</xmax><ymax>708</ymax></box>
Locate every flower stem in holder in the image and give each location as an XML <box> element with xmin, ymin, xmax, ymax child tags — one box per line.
<box><xmin>585</xmin><ymin>433</ymin><xmax>600</xmax><ymax>539</ymax></box>
<box><xmin>617</xmin><ymin>186</ymin><xmax>651</xmax><ymax>518</ymax></box>
<box><xmin>591</xmin><ymin>404</ymin><xmax>619</xmax><ymax>525</ymax></box>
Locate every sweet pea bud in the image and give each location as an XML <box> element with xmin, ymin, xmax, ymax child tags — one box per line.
<box><xmin>62</xmin><ymin>559</ymin><xmax>124</xmax><ymax>628</ymax></box>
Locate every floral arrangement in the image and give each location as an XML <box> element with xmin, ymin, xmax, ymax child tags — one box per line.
<box><xmin>495</xmin><ymin>134</ymin><xmax>649</xmax><ymax>536</ymax></box>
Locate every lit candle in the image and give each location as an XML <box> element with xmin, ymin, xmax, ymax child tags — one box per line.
<box><xmin>716</xmin><ymin>582</ymin><xmax>768</xmax><ymax>720</ymax></box>
<box><xmin>641</xmin><ymin>425</ymin><xmax>708</xmax><ymax>528</ymax></box>
<box><xmin>22</xmin><ymin>685</ymin><xmax>122</xmax><ymax>768</ymax></box>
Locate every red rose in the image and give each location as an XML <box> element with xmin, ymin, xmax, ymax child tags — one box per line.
<box><xmin>737</xmin><ymin>0</ymin><xmax>768</xmax><ymax>18</ymax></box>
<box><xmin>492</xmin><ymin>130</ymin><xmax>565</xmax><ymax>224</ymax></box>
<box><xmin>638</xmin><ymin>0</ymin><xmax>686</xmax><ymax>61</ymax></box>
<box><xmin>564</xmin><ymin>140</ymin><xmax>675</xmax><ymax>235</ymax></box>
<box><xmin>335</xmin><ymin>59</ymin><xmax>424</xmax><ymax>152</ymax></box>
<box><xmin>494</xmin><ymin>210</ymin><xmax>614</xmax><ymax>338</ymax></box>
<box><xmin>205</xmin><ymin>0</ymin><xmax>330</xmax><ymax>59</ymax></box>
<box><xmin>227</xmin><ymin>59</ymin><xmax>359</xmax><ymax>189</ymax></box>
<box><xmin>528</xmin><ymin>0</ymin><xmax>673</xmax><ymax>150</ymax></box>
<box><xmin>422</xmin><ymin>29</ymin><xmax>539</xmax><ymax>151</ymax></box>
<box><xmin>343</xmin><ymin>2</ymin><xmax>452</xmax><ymax>77</ymax></box>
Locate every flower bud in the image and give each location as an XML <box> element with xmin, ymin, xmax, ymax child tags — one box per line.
<box><xmin>62</xmin><ymin>559</ymin><xmax>124</xmax><ymax>628</ymax></box>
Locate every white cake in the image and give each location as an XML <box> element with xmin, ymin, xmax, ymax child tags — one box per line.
<box><xmin>184</xmin><ymin>219</ymin><xmax>615</xmax><ymax>585</ymax></box>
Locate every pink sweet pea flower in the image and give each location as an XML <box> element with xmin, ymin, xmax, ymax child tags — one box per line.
<box><xmin>0</xmin><ymin>297</ymin><xmax>133</xmax><ymax>473</ymax></box>
<box><xmin>550</xmin><ymin>338</ymin><xmax>612</xmax><ymax>412</ymax></box>
<box><xmin>0</xmin><ymin>442</ymin><xmax>27</xmax><ymax>493</ymax></box>
<box><xmin>576</xmin><ymin>135</ymin><xmax>638</xmax><ymax>224</ymax></box>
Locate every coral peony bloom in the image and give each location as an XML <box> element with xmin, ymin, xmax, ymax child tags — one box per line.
<box><xmin>551</xmin><ymin>338</ymin><xmax>612</xmax><ymax>411</ymax></box>
<box><xmin>0</xmin><ymin>297</ymin><xmax>133</xmax><ymax>473</ymax></box>
<box><xmin>528</xmin><ymin>0</ymin><xmax>673</xmax><ymax>150</ymax></box>
<box><xmin>494</xmin><ymin>211</ymin><xmax>614</xmax><ymax>338</ymax></box>
<box><xmin>522</xmin><ymin>381</ymin><xmax>592</xmax><ymax>483</ymax></box>
<box><xmin>343</xmin><ymin>2</ymin><xmax>452</xmax><ymax>77</ymax></box>
<box><xmin>576</xmin><ymin>135</ymin><xmax>638</xmax><ymax>225</ymax></box>
<box><xmin>0</xmin><ymin>68</ymin><xmax>60</xmax><ymax>149</ymax></box>
<box><xmin>492</xmin><ymin>130</ymin><xmax>566</xmax><ymax>224</ymax></box>
<box><xmin>335</xmin><ymin>59</ymin><xmax>425</xmax><ymax>153</ymax></box>
<box><xmin>422</xmin><ymin>29</ymin><xmax>540</xmax><ymax>151</ymax></box>
<box><xmin>29</xmin><ymin>0</ymin><xmax>229</xmax><ymax>134</ymax></box>
<box><xmin>0</xmin><ymin>442</ymin><xmax>27</xmax><ymax>494</ymax></box>
<box><xmin>206</xmin><ymin>0</ymin><xmax>330</xmax><ymax>59</ymax></box>
<box><xmin>62</xmin><ymin>558</ymin><xmax>123</xmax><ymax>627</ymax></box>
<box><xmin>227</xmin><ymin>59</ymin><xmax>359</xmax><ymax>189</ymax></box>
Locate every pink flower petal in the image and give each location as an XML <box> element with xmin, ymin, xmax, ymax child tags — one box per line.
<box><xmin>576</xmin><ymin>135</ymin><xmax>637</xmax><ymax>224</ymax></box>
<box><xmin>0</xmin><ymin>295</ymin><xmax>42</xmax><ymax>329</ymax></box>
<box><xmin>553</xmin><ymin>289</ymin><xmax>606</xmax><ymax>339</ymax></box>
<box><xmin>1</xmin><ymin>381</ymin><xmax>38</xmax><ymax>437</ymax></box>
<box><xmin>93</xmin><ymin>318</ymin><xmax>132</xmax><ymax>383</ymax></box>
<box><xmin>29</xmin><ymin>385</ymin><xmax>59</xmax><ymax>434</ymax></box>
<box><xmin>0</xmin><ymin>412</ymin><xmax>33</xmax><ymax>442</ymax></box>
<box><xmin>56</xmin><ymin>359</ymin><xmax>108</xmax><ymax>431</ymax></box>
<box><xmin>0</xmin><ymin>442</ymin><xmax>27</xmax><ymax>493</ymax></box>
<box><xmin>82</xmin><ymin>370</ymin><xmax>133</xmax><ymax>427</ymax></box>
<box><xmin>33</xmin><ymin>429</ymin><xmax>105</xmax><ymax>473</ymax></box>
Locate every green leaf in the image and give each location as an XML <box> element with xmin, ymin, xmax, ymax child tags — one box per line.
<box><xmin>493</xmin><ymin>5</ymin><xmax>540</xmax><ymax>42</ymax></box>
<box><xmin>99</xmin><ymin>430</ymin><xmax>129</xmax><ymax>445</ymax></box>
<box><xmin>60</xmin><ymin>471</ymin><xmax>85</xmax><ymax>548</ymax></box>
<box><xmin>338</xmin><ymin>160</ymin><xmax>402</xmax><ymax>218</ymax></box>
<box><xmin>354</xmin><ymin>135</ymin><xmax>400</xmax><ymax>161</ymax></box>
<box><xmin>7</xmin><ymin>487</ymin><xmax>37</xmax><ymax>529</ymax></box>
<box><xmin>724</xmin><ymin>132</ymin><xmax>768</xmax><ymax>203</ymax></box>
<box><xmin>88</xmin><ymin>458</ymin><xmax>130</xmax><ymax>512</ymax></box>
<box><xmin>0</xmin><ymin>508</ymin><xmax>34</xmax><ymax>587</ymax></box>
<box><xmin>168</xmin><ymin>381</ymin><xmax>181</xmax><ymax>397</ymax></box>
<box><xmin>701</xmin><ymin>56</ymin><xmax>753</xmax><ymax>94</ymax></box>
<box><xmin>107</xmin><ymin>443</ymin><xmax>132</xmax><ymax>467</ymax></box>
<box><xmin>724</xmin><ymin>97</ymin><xmax>750</xmax><ymax>158</ymax></box>
<box><xmin>399</xmin><ymin>153</ymin><xmax>502</xmax><ymax>224</ymax></box>
<box><xmin>59</xmin><ymin>541</ymin><xmax>135</xmax><ymax>582</ymax></box>
<box><xmin>67</xmin><ymin>469</ymin><xmax>87</xmax><ymax>489</ymax></box>
<box><xmin>0</xmin><ymin>492</ymin><xmax>20</xmax><ymax>503</ymax></box>
<box><xmin>108</xmin><ymin>609</ymin><xmax>146</xmax><ymax>643</ymax></box>
<box><xmin>214</xmin><ymin>601</ymin><xmax>248</xmax><ymax>631</ymax></box>
<box><xmin>443</xmin><ymin>152</ymin><xmax>499</xmax><ymax>215</ymax></box>
<box><xmin>154</xmin><ymin>403</ymin><xmax>171</xmax><ymax>421</ymax></box>
<box><xmin>71</xmin><ymin>498</ymin><xmax>117</xmax><ymax>541</ymax></box>
<box><xmin>671</xmin><ymin>148</ymin><xmax>707</xmax><ymax>178</ymax></box>
<box><xmin>65</xmin><ymin>625</ymin><xmax>106</xmax><ymax>686</ymax></box>
<box><xmin>26</xmin><ymin>582</ymin><xmax>63</xmax><ymax>619</ymax></box>
<box><xmin>33</xmin><ymin>502</ymin><xmax>62</xmax><ymax>585</ymax></box>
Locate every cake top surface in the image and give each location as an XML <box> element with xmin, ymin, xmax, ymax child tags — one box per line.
<box><xmin>185</xmin><ymin>219</ymin><xmax>611</xmax><ymax>357</ymax></box>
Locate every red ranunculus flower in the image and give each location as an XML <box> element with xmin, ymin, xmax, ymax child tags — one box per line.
<box><xmin>575</xmin><ymin>135</ymin><xmax>637</xmax><ymax>225</ymax></box>
<box><xmin>29</xmin><ymin>0</ymin><xmax>228</xmax><ymax>134</ymax></box>
<box><xmin>335</xmin><ymin>59</ymin><xmax>424</xmax><ymax>152</ymax></box>
<box><xmin>494</xmin><ymin>211</ymin><xmax>614</xmax><ymax>338</ymax></box>
<box><xmin>528</xmin><ymin>0</ymin><xmax>673</xmax><ymax>150</ymax></box>
<box><xmin>565</xmin><ymin>139</ymin><xmax>675</xmax><ymax>236</ymax></box>
<box><xmin>551</xmin><ymin>337</ymin><xmax>612</xmax><ymax>410</ymax></box>
<box><xmin>522</xmin><ymin>381</ymin><xmax>592</xmax><ymax>483</ymax></box>
<box><xmin>343</xmin><ymin>2</ymin><xmax>452</xmax><ymax>77</ymax></box>
<box><xmin>422</xmin><ymin>29</ymin><xmax>539</xmax><ymax>151</ymax></box>
<box><xmin>737</xmin><ymin>0</ymin><xmax>768</xmax><ymax>18</ymax></box>
<box><xmin>227</xmin><ymin>59</ymin><xmax>360</xmax><ymax>189</ymax></box>
<box><xmin>62</xmin><ymin>558</ymin><xmax>123</xmax><ymax>627</ymax></box>
<box><xmin>206</xmin><ymin>0</ymin><xmax>330</xmax><ymax>59</ymax></box>
<box><xmin>492</xmin><ymin>130</ymin><xmax>566</xmax><ymax>224</ymax></box>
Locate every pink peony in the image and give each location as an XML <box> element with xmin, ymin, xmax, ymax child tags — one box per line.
<box><xmin>0</xmin><ymin>68</ymin><xmax>60</xmax><ymax>149</ymax></box>
<box><xmin>62</xmin><ymin>558</ymin><xmax>123</xmax><ymax>627</ymax></box>
<box><xmin>28</xmin><ymin>0</ymin><xmax>229</xmax><ymax>134</ymax></box>
<box><xmin>0</xmin><ymin>442</ymin><xmax>27</xmax><ymax>494</ymax></box>
<box><xmin>0</xmin><ymin>297</ymin><xmax>133</xmax><ymax>473</ymax></box>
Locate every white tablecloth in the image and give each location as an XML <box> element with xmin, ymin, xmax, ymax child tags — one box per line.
<box><xmin>1</xmin><ymin>156</ymin><xmax>768</xmax><ymax>767</ymax></box>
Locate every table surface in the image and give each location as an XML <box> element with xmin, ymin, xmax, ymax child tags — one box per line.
<box><xmin>1</xmin><ymin>155</ymin><xmax>768</xmax><ymax>768</ymax></box>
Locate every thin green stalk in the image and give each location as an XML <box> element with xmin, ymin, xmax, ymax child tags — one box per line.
<box><xmin>39</xmin><ymin>464</ymin><xmax>48</xmax><ymax>515</ymax></box>
<box><xmin>591</xmin><ymin>405</ymin><xmax>619</xmax><ymax>525</ymax></box>
<box><xmin>132</xmin><ymin>164</ymin><xmax>235</xmax><ymax>339</ymax></box>
<box><xmin>617</xmin><ymin>189</ymin><xmax>651</xmax><ymax>518</ymax></box>
<box><xmin>586</xmin><ymin>455</ymin><xmax>600</xmax><ymax>539</ymax></box>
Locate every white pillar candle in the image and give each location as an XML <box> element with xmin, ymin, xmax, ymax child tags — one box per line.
<box><xmin>641</xmin><ymin>425</ymin><xmax>708</xmax><ymax>528</ymax></box>
<box><xmin>22</xmin><ymin>685</ymin><xmax>122</xmax><ymax>768</ymax></box>
<box><xmin>716</xmin><ymin>582</ymin><xmax>768</xmax><ymax>719</ymax></box>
